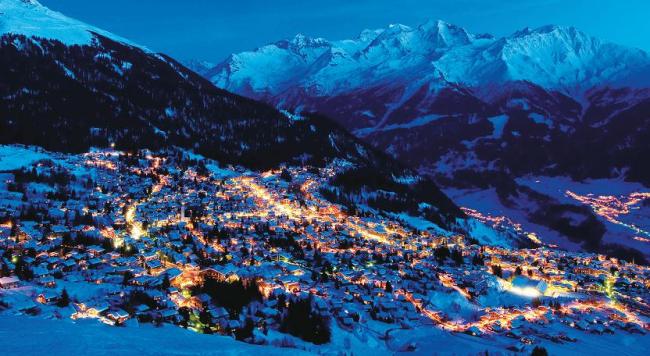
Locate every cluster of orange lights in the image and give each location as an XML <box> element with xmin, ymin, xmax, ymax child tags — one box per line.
<box><xmin>68</xmin><ymin>151</ymin><xmax>650</xmax><ymax>340</ymax></box>
<box><xmin>566</xmin><ymin>190</ymin><xmax>650</xmax><ymax>238</ymax></box>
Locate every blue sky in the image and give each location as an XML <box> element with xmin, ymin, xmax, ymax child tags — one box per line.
<box><xmin>40</xmin><ymin>0</ymin><xmax>650</xmax><ymax>62</ymax></box>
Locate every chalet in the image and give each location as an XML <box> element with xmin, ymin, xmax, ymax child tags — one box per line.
<box><xmin>107</xmin><ymin>309</ymin><xmax>130</xmax><ymax>324</ymax></box>
<box><xmin>146</xmin><ymin>259</ymin><xmax>162</xmax><ymax>270</ymax></box>
<box><xmin>45</xmin><ymin>256</ymin><xmax>59</xmax><ymax>268</ymax></box>
<box><xmin>260</xmin><ymin>307</ymin><xmax>278</xmax><ymax>318</ymax></box>
<box><xmin>32</xmin><ymin>267</ymin><xmax>49</xmax><ymax>279</ymax></box>
<box><xmin>38</xmin><ymin>276</ymin><xmax>56</xmax><ymax>287</ymax></box>
<box><xmin>338</xmin><ymin>308</ymin><xmax>355</xmax><ymax>324</ymax></box>
<box><xmin>18</xmin><ymin>301</ymin><xmax>41</xmax><ymax>315</ymax></box>
<box><xmin>87</xmin><ymin>258</ymin><xmax>103</xmax><ymax>268</ymax></box>
<box><xmin>50</xmin><ymin>225</ymin><xmax>69</xmax><ymax>237</ymax></box>
<box><xmin>62</xmin><ymin>259</ymin><xmax>77</xmax><ymax>271</ymax></box>
<box><xmin>36</xmin><ymin>291</ymin><xmax>58</xmax><ymax>304</ymax></box>
<box><xmin>196</xmin><ymin>293</ymin><xmax>212</xmax><ymax>306</ymax></box>
<box><xmin>203</xmin><ymin>268</ymin><xmax>226</xmax><ymax>281</ymax></box>
<box><xmin>132</xmin><ymin>275</ymin><xmax>155</xmax><ymax>287</ymax></box>
<box><xmin>87</xmin><ymin>247</ymin><xmax>105</xmax><ymax>257</ymax></box>
<box><xmin>0</xmin><ymin>276</ymin><xmax>19</xmax><ymax>289</ymax></box>
<box><xmin>147</xmin><ymin>289</ymin><xmax>165</xmax><ymax>302</ymax></box>
<box><xmin>158</xmin><ymin>308</ymin><xmax>179</xmax><ymax>322</ymax></box>
<box><xmin>134</xmin><ymin>304</ymin><xmax>151</xmax><ymax>316</ymax></box>
<box><xmin>143</xmin><ymin>254</ymin><xmax>158</xmax><ymax>262</ymax></box>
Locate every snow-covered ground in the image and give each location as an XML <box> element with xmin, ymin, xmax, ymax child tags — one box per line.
<box><xmin>389</xmin><ymin>321</ymin><xmax>650</xmax><ymax>356</ymax></box>
<box><xmin>0</xmin><ymin>314</ymin><xmax>304</xmax><ymax>355</ymax></box>
<box><xmin>516</xmin><ymin>176</ymin><xmax>647</xmax><ymax>202</ymax></box>
<box><xmin>0</xmin><ymin>145</ymin><xmax>51</xmax><ymax>171</ymax></box>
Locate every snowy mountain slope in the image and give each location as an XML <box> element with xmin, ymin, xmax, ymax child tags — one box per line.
<box><xmin>0</xmin><ymin>144</ymin><xmax>647</xmax><ymax>355</ymax></box>
<box><xmin>0</xmin><ymin>0</ymin><xmax>142</xmax><ymax>48</ymax></box>
<box><xmin>182</xmin><ymin>58</ymin><xmax>215</xmax><ymax>76</ymax></box>
<box><xmin>434</xmin><ymin>25</ymin><xmax>650</xmax><ymax>91</ymax></box>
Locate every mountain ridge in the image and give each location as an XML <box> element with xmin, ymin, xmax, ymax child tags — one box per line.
<box><xmin>205</xmin><ymin>20</ymin><xmax>650</xmax><ymax>100</ymax></box>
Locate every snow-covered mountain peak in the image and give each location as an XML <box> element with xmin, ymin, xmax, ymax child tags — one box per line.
<box><xmin>510</xmin><ymin>24</ymin><xmax>583</xmax><ymax>38</ymax></box>
<box><xmin>386</xmin><ymin>23</ymin><xmax>411</xmax><ymax>32</ymax></box>
<box><xmin>479</xmin><ymin>24</ymin><xmax>650</xmax><ymax>90</ymax></box>
<box><xmin>508</xmin><ymin>24</ymin><xmax>594</xmax><ymax>47</ymax></box>
<box><xmin>356</xmin><ymin>19</ymin><xmax>473</xmax><ymax>62</ymax></box>
<box><xmin>356</xmin><ymin>28</ymin><xmax>384</xmax><ymax>42</ymax></box>
<box><xmin>0</xmin><ymin>0</ymin><xmax>142</xmax><ymax>48</ymax></box>
<box><xmin>418</xmin><ymin>19</ymin><xmax>473</xmax><ymax>47</ymax></box>
<box><xmin>282</xmin><ymin>33</ymin><xmax>329</xmax><ymax>49</ymax></box>
<box><xmin>529</xmin><ymin>24</ymin><xmax>580</xmax><ymax>35</ymax></box>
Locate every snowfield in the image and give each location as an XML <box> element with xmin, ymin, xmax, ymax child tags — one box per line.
<box><xmin>0</xmin><ymin>0</ymin><xmax>143</xmax><ymax>48</ymax></box>
<box><xmin>0</xmin><ymin>145</ymin><xmax>51</xmax><ymax>171</ymax></box>
<box><xmin>0</xmin><ymin>314</ymin><xmax>305</xmax><ymax>356</ymax></box>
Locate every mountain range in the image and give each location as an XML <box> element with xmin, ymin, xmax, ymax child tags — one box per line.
<box><xmin>205</xmin><ymin>20</ymin><xmax>650</xmax><ymax>98</ymax></box>
<box><xmin>194</xmin><ymin>19</ymin><xmax>650</xmax><ymax>261</ymax></box>
<box><xmin>201</xmin><ymin>19</ymin><xmax>650</xmax><ymax>181</ymax></box>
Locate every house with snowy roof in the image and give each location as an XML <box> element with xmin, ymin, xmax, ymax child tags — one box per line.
<box><xmin>0</xmin><ymin>276</ymin><xmax>19</xmax><ymax>289</ymax></box>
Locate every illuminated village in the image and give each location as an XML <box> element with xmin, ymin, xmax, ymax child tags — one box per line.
<box><xmin>0</xmin><ymin>144</ymin><xmax>647</xmax><ymax>353</ymax></box>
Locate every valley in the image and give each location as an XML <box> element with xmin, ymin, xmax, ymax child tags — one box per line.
<box><xmin>0</xmin><ymin>0</ymin><xmax>649</xmax><ymax>354</ymax></box>
<box><xmin>200</xmin><ymin>19</ymin><xmax>650</xmax><ymax>262</ymax></box>
<box><xmin>0</xmin><ymin>145</ymin><xmax>648</xmax><ymax>354</ymax></box>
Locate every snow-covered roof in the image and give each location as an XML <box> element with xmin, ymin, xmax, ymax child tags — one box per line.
<box><xmin>0</xmin><ymin>276</ymin><xmax>19</xmax><ymax>284</ymax></box>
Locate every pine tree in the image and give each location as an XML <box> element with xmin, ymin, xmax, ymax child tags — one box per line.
<box><xmin>122</xmin><ymin>270</ymin><xmax>134</xmax><ymax>286</ymax></box>
<box><xmin>280</xmin><ymin>169</ymin><xmax>292</xmax><ymax>182</ymax></box>
<box><xmin>280</xmin><ymin>295</ymin><xmax>331</xmax><ymax>344</ymax></box>
<box><xmin>161</xmin><ymin>274</ymin><xmax>171</xmax><ymax>289</ymax></box>
<box><xmin>0</xmin><ymin>263</ymin><xmax>9</xmax><ymax>277</ymax></box>
<box><xmin>434</xmin><ymin>245</ymin><xmax>450</xmax><ymax>262</ymax></box>
<box><xmin>531</xmin><ymin>346</ymin><xmax>548</xmax><ymax>356</ymax></box>
<box><xmin>57</xmin><ymin>288</ymin><xmax>70</xmax><ymax>307</ymax></box>
<box><xmin>451</xmin><ymin>249</ymin><xmax>464</xmax><ymax>265</ymax></box>
<box><xmin>491</xmin><ymin>264</ymin><xmax>503</xmax><ymax>278</ymax></box>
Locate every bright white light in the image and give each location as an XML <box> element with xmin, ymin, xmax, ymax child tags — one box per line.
<box><xmin>509</xmin><ymin>286</ymin><xmax>541</xmax><ymax>298</ymax></box>
<box><xmin>131</xmin><ymin>222</ymin><xmax>144</xmax><ymax>240</ymax></box>
<box><xmin>499</xmin><ymin>278</ymin><xmax>542</xmax><ymax>298</ymax></box>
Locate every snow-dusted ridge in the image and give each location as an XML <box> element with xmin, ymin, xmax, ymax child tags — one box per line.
<box><xmin>0</xmin><ymin>0</ymin><xmax>145</xmax><ymax>49</ymax></box>
<box><xmin>208</xmin><ymin>19</ymin><xmax>650</xmax><ymax>97</ymax></box>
